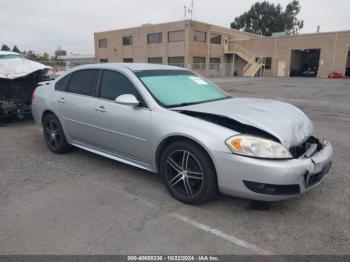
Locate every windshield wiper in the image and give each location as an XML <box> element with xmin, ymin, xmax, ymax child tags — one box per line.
<box><xmin>167</xmin><ymin>102</ymin><xmax>201</xmax><ymax>108</ymax></box>
<box><xmin>168</xmin><ymin>96</ymin><xmax>232</xmax><ymax>108</ymax></box>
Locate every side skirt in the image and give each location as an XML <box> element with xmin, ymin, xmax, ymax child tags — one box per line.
<box><xmin>70</xmin><ymin>142</ymin><xmax>156</xmax><ymax>173</ymax></box>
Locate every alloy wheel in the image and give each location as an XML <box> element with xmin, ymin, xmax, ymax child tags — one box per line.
<box><xmin>166</xmin><ymin>150</ymin><xmax>204</xmax><ymax>198</ymax></box>
<box><xmin>44</xmin><ymin>118</ymin><xmax>61</xmax><ymax>149</ymax></box>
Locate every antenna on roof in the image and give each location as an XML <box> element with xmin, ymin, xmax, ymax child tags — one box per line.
<box><xmin>185</xmin><ymin>0</ymin><xmax>193</xmax><ymax>26</ymax></box>
<box><xmin>188</xmin><ymin>0</ymin><xmax>193</xmax><ymax>21</ymax></box>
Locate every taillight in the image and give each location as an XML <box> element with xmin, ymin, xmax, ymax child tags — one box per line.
<box><xmin>32</xmin><ymin>87</ymin><xmax>37</xmax><ymax>101</ymax></box>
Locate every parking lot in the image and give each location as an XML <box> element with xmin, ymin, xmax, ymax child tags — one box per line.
<box><xmin>0</xmin><ymin>77</ymin><xmax>349</xmax><ymax>255</ymax></box>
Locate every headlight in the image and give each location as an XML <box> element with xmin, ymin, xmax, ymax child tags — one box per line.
<box><xmin>225</xmin><ymin>135</ymin><xmax>292</xmax><ymax>159</ymax></box>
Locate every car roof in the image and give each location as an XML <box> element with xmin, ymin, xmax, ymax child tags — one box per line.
<box><xmin>71</xmin><ymin>63</ymin><xmax>188</xmax><ymax>72</ymax></box>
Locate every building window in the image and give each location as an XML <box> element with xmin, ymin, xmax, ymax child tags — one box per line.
<box><xmin>122</xmin><ymin>36</ymin><xmax>133</xmax><ymax>46</ymax></box>
<box><xmin>148</xmin><ymin>57</ymin><xmax>163</xmax><ymax>64</ymax></box>
<box><xmin>100</xmin><ymin>58</ymin><xmax>108</xmax><ymax>63</ymax></box>
<box><xmin>168</xmin><ymin>57</ymin><xmax>185</xmax><ymax>67</ymax></box>
<box><xmin>264</xmin><ymin>57</ymin><xmax>272</xmax><ymax>69</ymax></box>
<box><xmin>168</xmin><ymin>30</ymin><xmax>185</xmax><ymax>42</ymax></box>
<box><xmin>147</xmin><ymin>32</ymin><xmax>162</xmax><ymax>44</ymax></box>
<box><xmin>209</xmin><ymin>58</ymin><xmax>221</xmax><ymax>70</ymax></box>
<box><xmin>123</xmin><ymin>58</ymin><xmax>133</xmax><ymax>63</ymax></box>
<box><xmin>210</xmin><ymin>33</ymin><xmax>221</xmax><ymax>44</ymax></box>
<box><xmin>193</xmin><ymin>56</ymin><xmax>205</xmax><ymax>70</ymax></box>
<box><xmin>98</xmin><ymin>39</ymin><xmax>107</xmax><ymax>48</ymax></box>
<box><xmin>193</xmin><ymin>31</ymin><xmax>206</xmax><ymax>42</ymax></box>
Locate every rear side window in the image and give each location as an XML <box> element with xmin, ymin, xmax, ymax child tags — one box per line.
<box><xmin>99</xmin><ymin>70</ymin><xmax>144</xmax><ymax>105</ymax></box>
<box><xmin>67</xmin><ymin>69</ymin><xmax>99</xmax><ymax>96</ymax></box>
<box><xmin>55</xmin><ymin>75</ymin><xmax>70</xmax><ymax>91</ymax></box>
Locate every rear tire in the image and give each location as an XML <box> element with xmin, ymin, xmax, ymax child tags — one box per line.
<box><xmin>160</xmin><ymin>140</ymin><xmax>217</xmax><ymax>205</ymax></box>
<box><xmin>42</xmin><ymin>113</ymin><xmax>71</xmax><ymax>154</ymax></box>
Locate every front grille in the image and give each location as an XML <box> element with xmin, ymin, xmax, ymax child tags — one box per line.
<box><xmin>289</xmin><ymin>136</ymin><xmax>323</xmax><ymax>158</ymax></box>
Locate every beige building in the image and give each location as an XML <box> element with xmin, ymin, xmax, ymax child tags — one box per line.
<box><xmin>94</xmin><ymin>20</ymin><xmax>350</xmax><ymax>78</ymax></box>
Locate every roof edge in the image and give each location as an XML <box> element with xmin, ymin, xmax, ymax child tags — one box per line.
<box><xmin>94</xmin><ymin>19</ymin><xmax>260</xmax><ymax>38</ymax></box>
<box><xmin>231</xmin><ymin>30</ymin><xmax>350</xmax><ymax>41</ymax></box>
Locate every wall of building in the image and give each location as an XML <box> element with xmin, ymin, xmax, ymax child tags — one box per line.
<box><xmin>231</xmin><ymin>31</ymin><xmax>350</xmax><ymax>78</ymax></box>
<box><xmin>94</xmin><ymin>21</ymin><xmax>188</xmax><ymax>64</ymax></box>
<box><xmin>94</xmin><ymin>20</ymin><xmax>350</xmax><ymax>78</ymax></box>
<box><xmin>187</xmin><ymin>21</ymin><xmax>257</xmax><ymax>74</ymax></box>
<box><xmin>94</xmin><ymin>20</ymin><xmax>258</xmax><ymax>75</ymax></box>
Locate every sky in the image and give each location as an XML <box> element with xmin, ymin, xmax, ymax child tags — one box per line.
<box><xmin>1</xmin><ymin>0</ymin><xmax>349</xmax><ymax>55</ymax></box>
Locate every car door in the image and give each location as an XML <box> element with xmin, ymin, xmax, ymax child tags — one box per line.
<box><xmin>55</xmin><ymin>69</ymin><xmax>101</xmax><ymax>148</ymax></box>
<box><xmin>93</xmin><ymin>69</ymin><xmax>152</xmax><ymax>163</ymax></box>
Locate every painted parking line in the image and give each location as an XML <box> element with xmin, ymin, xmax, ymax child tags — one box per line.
<box><xmin>172</xmin><ymin>213</ymin><xmax>272</xmax><ymax>255</ymax></box>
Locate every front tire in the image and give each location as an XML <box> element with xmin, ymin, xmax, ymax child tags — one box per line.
<box><xmin>160</xmin><ymin>140</ymin><xmax>217</xmax><ymax>205</ymax></box>
<box><xmin>42</xmin><ymin>114</ymin><xmax>71</xmax><ymax>154</ymax></box>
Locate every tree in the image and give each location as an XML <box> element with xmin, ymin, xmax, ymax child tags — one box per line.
<box><xmin>54</xmin><ymin>47</ymin><xmax>67</xmax><ymax>59</ymax></box>
<box><xmin>37</xmin><ymin>52</ymin><xmax>50</xmax><ymax>61</ymax></box>
<box><xmin>230</xmin><ymin>1</ymin><xmax>304</xmax><ymax>36</ymax></box>
<box><xmin>1</xmin><ymin>44</ymin><xmax>11</xmax><ymax>51</ymax></box>
<box><xmin>284</xmin><ymin>1</ymin><xmax>304</xmax><ymax>35</ymax></box>
<box><xmin>12</xmin><ymin>45</ymin><xmax>21</xmax><ymax>53</ymax></box>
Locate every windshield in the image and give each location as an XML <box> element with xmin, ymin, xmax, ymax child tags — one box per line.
<box><xmin>137</xmin><ymin>70</ymin><xmax>230</xmax><ymax>108</ymax></box>
<box><xmin>0</xmin><ymin>54</ymin><xmax>23</xmax><ymax>59</ymax></box>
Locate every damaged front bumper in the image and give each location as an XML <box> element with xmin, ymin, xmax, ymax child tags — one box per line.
<box><xmin>0</xmin><ymin>100</ymin><xmax>31</xmax><ymax>120</ymax></box>
<box><xmin>215</xmin><ymin>140</ymin><xmax>333</xmax><ymax>201</ymax></box>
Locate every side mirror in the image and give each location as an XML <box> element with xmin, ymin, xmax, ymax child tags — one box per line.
<box><xmin>115</xmin><ymin>94</ymin><xmax>140</xmax><ymax>106</ymax></box>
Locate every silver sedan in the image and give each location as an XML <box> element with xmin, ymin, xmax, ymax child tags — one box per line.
<box><xmin>32</xmin><ymin>63</ymin><xmax>333</xmax><ymax>204</ymax></box>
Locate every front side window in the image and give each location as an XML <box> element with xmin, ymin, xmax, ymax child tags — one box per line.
<box><xmin>147</xmin><ymin>33</ymin><xmax>162</xmax><ymax>44</ymax></box>
<box><xmin>98</xmin><ymin>39</ymin><xmax>107</xmax><ymax>48</ymax></box>
<box><xmin>168</xmin><ymin>30</ymin><xmax>185</xmax><ymax>42</ymax></box>
<box><xmin>67</xmin><ymin>69</ymin><xmax>99</xmax><ymax>96</ymax></box>
<box><xmin>210</xmin><ymin>33</ymin><xmax>221</xmax><ymax>44</ymax></box>
<box><xmin>122</xmin><ymin>36</ymin><xmax>133</xmax><ymax>46</ymax></box>
<box><xmin>99</xmin><ymin>70</ymin><xmax>144</xmax><ymax>105</ymax></box>
<box><xmin>137</xmin><ymin>70</ymin><xmax>229</xmax><ymax>108</ymax></box>
<box><xmin>193</xmin><ymin>31</ymin><xmax>206</xmax><ymax>42</ymax></box>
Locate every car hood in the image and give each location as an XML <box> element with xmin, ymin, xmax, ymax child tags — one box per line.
<box><xmin>0</xmin><ymin>56</ymin><xmax>50</xmax><ymax>80</ymax></box>
<box><xmin>175</xmin><ymin>98</ymin><xmax>314</xmax><ymax>148</ymax></box>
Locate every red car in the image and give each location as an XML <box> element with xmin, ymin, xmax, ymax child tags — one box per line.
<box><xmin>328</xmin><ymin>71</ymin><xmax>349</xmax><ymax>79</ymax></box>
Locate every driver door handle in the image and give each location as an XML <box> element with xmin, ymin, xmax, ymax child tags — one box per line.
<box><xmin>95</xmin><ymin>105</ymin><xmax>107</xmax><ymax>112</ymax></box>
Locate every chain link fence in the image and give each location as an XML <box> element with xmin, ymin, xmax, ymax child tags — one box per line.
<box><xmin>39</xmin><ymin>61</ymin><xmax>239</xmax><ymax>79</ymax></box>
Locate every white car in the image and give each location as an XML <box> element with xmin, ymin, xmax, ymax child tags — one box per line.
<box><xmin>32</xmin><ymin>63</ymin><xmax>333</xmax><ymax>204</ymax></box>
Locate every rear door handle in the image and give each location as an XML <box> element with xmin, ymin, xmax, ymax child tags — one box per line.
<box><xmin>95</xmin><ymin>106</ymin><xmax>107</xmax><ymax>112</ymax></box>
<box><xmin>57</xmin><ymin>98</ymin><xmax>65</xmax><ymax>103</ymax></box>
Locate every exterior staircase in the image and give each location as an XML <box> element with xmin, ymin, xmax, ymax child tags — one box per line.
<box><xmin>225</xmin><ymin>42</ymin><xmax>263</xmax><ymax>77</ymax></box>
